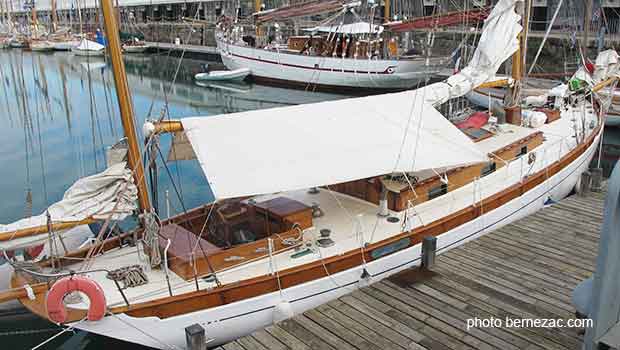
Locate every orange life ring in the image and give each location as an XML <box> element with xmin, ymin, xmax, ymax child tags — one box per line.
<box><xmin>46</xmin><ymin>275</ymin><xmax>107</xmax><ymax>323</ymax></box>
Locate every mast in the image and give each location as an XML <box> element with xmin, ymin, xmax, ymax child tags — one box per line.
<box><xmin>76</xmin><ymin>0</ymin><xmax>83</xmax><ymax>34</ymax></box>
<box><xmin>0</xmin><ymin>0</ymin><xmax>4</xmax><ymax>28</ymax></box>
<box><xmin>31</xmin><ymin>1</ymin><xmax>37</xmax><ymax>36</ymax></box>
<box><xmin>505</xmin><ymin>0</ymin><xmax>525</xmax><ymax>124</ymax></box>
<box><xmin>7</xmin><ymin>0</ymin><xmax>12</xmax><ymax>30</ymax></box>
<box><xmin>583</xmin><ymin>0</ymin><xmax>592</xmax><ymax>50</ymax></box>
<box><xmin>50</xmin><ymin>0</ymin><xmax>57</xmax><ymax>32</ymax></box>
<box><xmin>100</xmin><ymin>0</ymin><xmax>152</xmax><ymax>214</ymax></box>
<box><xmin>384</xmin><ymin>0</ymin><xmax>390</xmax><ymax>22</ymax></box>
<box><xmin>255</xmin><ymin>0</ymin><xmax>261</xmax><ymax>38</ymax></box>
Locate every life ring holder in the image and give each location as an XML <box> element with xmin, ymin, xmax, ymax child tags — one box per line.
<box><xmin>46</xmin><ymin>274</ymin><xmax>107</xmax><ymax>324</ymax></box>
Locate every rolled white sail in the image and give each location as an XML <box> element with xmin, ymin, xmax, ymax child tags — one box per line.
<box><xmin>0</xmin><ymin>162</ymin><xmax>137</xmax><ymax>248</ymax></box>
<box><xmin>419</xmin><ymin>0</ymin><xmax>523</xmax><ymax>106</ymax></box>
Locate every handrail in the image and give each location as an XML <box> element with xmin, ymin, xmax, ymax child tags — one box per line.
<box><xmin>2</xmin><ymin>250</ymin><xmax>130</xmax><ymax>307</ymax></box>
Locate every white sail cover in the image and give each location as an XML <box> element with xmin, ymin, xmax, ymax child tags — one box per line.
<box><xmin>75</xmin><ymin>39</ymin><xmax>105</xmax><ymax>51</ymax></box>
<box><xmin>418</xmin><ymin>0</ymin><xmax>522</xmax><ymax>106</ymax></box>
<box><xmin>593</xmin><ymin>49</ymin><xmax>620</xmax><ymax>84</ymax></box>
<box><xmin>0</xmin><ymin>162</ymin><xmax>137</xmax><ymax>236</ymax></box>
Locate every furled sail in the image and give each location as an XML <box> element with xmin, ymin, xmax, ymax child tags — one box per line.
<box><xmin>418</xmin><ymin>0</ymin><xmax>522</xmax><ymax>106</ymax></box>
<box><xmin>0</xmin><ymin>162</ymin><xmax>137</xmax><ymax>249</ymax></box>
<box><xmin>179</xmin><ymin>0</ymin><xmax>522</xmax><ymax>200</ymax></box>
<box><xmin>384</xmin><ymin>7</ymin><xmax>490</xmax><ymax>32</ymax></box>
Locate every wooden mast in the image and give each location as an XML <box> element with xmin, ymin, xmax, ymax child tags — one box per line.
<box><xmin>7</xmin><ymin>0</ymin><xmax>12</xmax><ymax>30</ymax></box>
<box><xmin>31</xmin><ymin>0</ymin><xmax>37</xmax><ymax>37</ymax></box>
<box><xmin>583</xmin><ymin>0</ymin><xmax>592</xmax><ymax>49</ymax></box>
<box><xmin>100</xmin><ymin>0</ymin><xmax>152</xmax><ymax>214</ymax></box>
<box><xmin>384</xmin><ymin>0</ymin><xmax>390</xmax><ymax>22</ymax></box>
<box><xmin>0</xmin><ymin>0</ymin><xmax>5</xmax><ymax>28</ymax></box>
<box><xmin>505</xmin><ymin>0</ymin><xmax>525</xmax><ymax>124</ymax></box>
<box><xmin>255</xmin><ymin>0</ymin><xmax>261</xmax><ymax>38</ymax></box>
<box><xmin>76</xmin><ymin>0</ymin><xmax>83</xmax><ymax>34</ymax></box>
<box><xmin>50</xmin><ymin>0</ymin><xmax>57</xmax><ymax>33</ymax></box>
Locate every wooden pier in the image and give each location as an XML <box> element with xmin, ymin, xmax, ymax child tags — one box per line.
<box><xmin>218</xmin><ymin>188</ymin><xmax>605</xmax><ymax>350</ymax></box>
<box><xmin>145</xmin><ymin>42</ymin><xmax>220</xmax><ymax>61</ymax></box>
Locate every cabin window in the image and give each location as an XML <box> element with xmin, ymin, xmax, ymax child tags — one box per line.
<box><xmin>428</xmin><ymin>183</ymin><xmax>448</xmax><ymax>200</ymax></box>
<box><xmin>481</xmin><ymin>162</ymin><xmax>497</xmax><ymax>177</ymax></box>
<box><xmin>517</xmin><ymin>145</ymin><xmax>528</xmax><ymax>157</ymax></box>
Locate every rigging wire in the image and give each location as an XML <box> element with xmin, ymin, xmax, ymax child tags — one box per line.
<box><xmin>30</xmin><ymin>317</ymin><xmax>88</xmax><ymax>350</ymax></box>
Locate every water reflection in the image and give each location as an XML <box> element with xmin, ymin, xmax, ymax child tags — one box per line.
<box><xmin>0</xmin><ymin>50</ymin><xmax>347</xmax><ymax>227</ymax></box>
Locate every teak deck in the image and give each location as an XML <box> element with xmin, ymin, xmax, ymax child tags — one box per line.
<box><xmin>218</xmin><ymin>185</ymin><xmax>605</xmax><ymax>350</ymax></box>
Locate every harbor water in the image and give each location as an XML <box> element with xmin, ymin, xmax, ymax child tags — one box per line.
<box><xmin>0</xmin><ymin>50</ymin><xmax>619</xmax><ymax>349</ymax></box>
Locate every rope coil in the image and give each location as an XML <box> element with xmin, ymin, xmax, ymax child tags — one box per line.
<box><xmin>106</xmin><ymin>265</ymin><xmax>148</xmax><ymax>289</ymax></box>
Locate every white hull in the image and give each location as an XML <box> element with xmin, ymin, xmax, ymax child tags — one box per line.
<box><xmin>53</xmin><ymin>40</ymin><xmax>80</xmax><ymax>51</ymax></box>
<box><xmin>195</xmin><ymin>68</ymin><xmax>251</xmax><ymax>82</ymax></box>
<box><xmin>9</xmin><ymin>41</ymin><xmax>26</xmax><ymax>48</ymax></box>
<box><xmin>217</xmin><ymin>38</ymin><xmax>445</xmax><ymax>90</ymax></box>
<box><xmin>72</xmin><ymin>48</ymin><xmax>105</xmax><ymax>57</ymax></box>
<box><xmin>30</xmin><ymin>42</ymin><xmax>55</xmax><ymax>52</ymax></box>
<box><xmin>73</xmin><ymin>128</ymin><xmax>599</xmax><ymax>349</ymax></box>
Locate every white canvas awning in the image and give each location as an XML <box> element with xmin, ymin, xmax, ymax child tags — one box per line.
<box><xmin>181</xmin><ymin>96</ymin><xmax>487</xmax><ymax>200</ymax></box>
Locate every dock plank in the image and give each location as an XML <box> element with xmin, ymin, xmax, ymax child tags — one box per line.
<box><xmin>223</xmin><ymin>187</ymin><xmax>605</xmax><ymax>349</ymax></box>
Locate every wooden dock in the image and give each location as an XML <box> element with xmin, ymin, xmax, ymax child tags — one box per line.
<box><xmin>218</xmin><ymin>188</ymin><xmax>605</xmax><ymax>350</ymax></box>
<box><xmin>145</xmin><ymin>42</ymin><xmax>220</xmax><ymax>61</ymax></box>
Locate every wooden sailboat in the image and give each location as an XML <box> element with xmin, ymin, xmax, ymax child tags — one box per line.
<box><xmin>49</xmin><ymin>0</ymin><xmax>81</xmax><ymax>51</ymax></box>
<box><xmin>216</xmin><ymin>0</ymin><xmax>464</xmax><ymax>91</ymax></box>
<box><xmin>1</xmin><ymin>0</ymin><xmax>618</xmax><ymax>348</ymax></box>
<box><xmin>122</xmin><ymin>38</ymin><xmax>148</xmax><ymax>54</ymax></box>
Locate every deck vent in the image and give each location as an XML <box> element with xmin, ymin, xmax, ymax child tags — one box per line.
<box><xmin>317</xmin><ymin>229</ymin><xmax>335</xmax><ymax>248</ymax></box>
<box><xmin>387</xmin><ymin>216</ymin><xmax>400</xmax><ymax>223</ymax></box>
